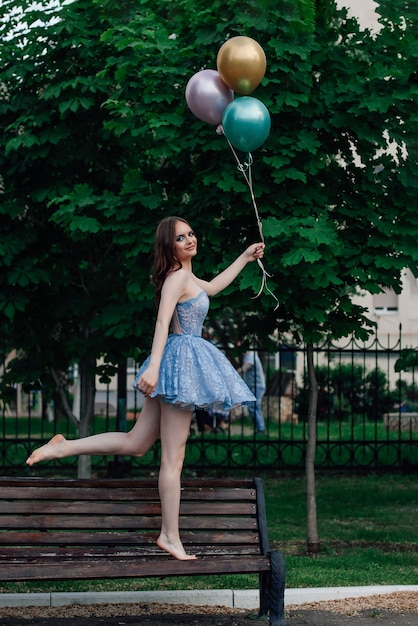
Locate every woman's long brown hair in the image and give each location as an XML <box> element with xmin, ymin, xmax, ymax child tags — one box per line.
<box><xmin>151</xmin><ymin>216</ymin><xmax>190</xmax><ymax>305</ymax></box>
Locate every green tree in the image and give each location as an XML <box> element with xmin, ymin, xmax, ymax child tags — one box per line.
<box><xmin>1</xmin><ymin>1</ymin><xmax>417</xmax><ymax>545</ymax></box>
<box><xmin>0</xmin><ymin>0</ymin><xmax>157</xmax><ymax>476</ymax></box>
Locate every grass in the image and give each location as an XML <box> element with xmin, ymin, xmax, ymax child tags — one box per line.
<box><xmin>263</xmin><ymin>472</ymin><xmax>418</xmax><ymax>589</ymax></box>
<box><xmin>0</xmin><ymin>472</ymin><xmax>416</xmax><ymax>594</ymax></box>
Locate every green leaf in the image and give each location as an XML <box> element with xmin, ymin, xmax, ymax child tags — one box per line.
<box><xmin>70</xmin><ymin>217</ymin><xmax>102</xmax><ymax>233</ymax></box>
<box><xmin>282</xmin><ymin>248</ymin><xmax>322</xmax><ymax>266</ymax></box>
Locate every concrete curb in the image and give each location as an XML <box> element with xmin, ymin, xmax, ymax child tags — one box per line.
<box><xmin>0</xmin><ymin>586</ymin><xmax>416</xmax><ymax>609</ymax></box>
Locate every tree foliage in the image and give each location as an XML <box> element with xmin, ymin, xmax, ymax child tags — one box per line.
<box><xmin>0</xmin><ymin>0</ymin><xmax>417</xmax><ymax>422</ymax></box>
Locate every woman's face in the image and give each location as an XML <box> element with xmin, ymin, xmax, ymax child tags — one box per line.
<box><xmin>173</xmin><ymin>220</ymin><xmax>197</xmax><ymax>262</ymax></box>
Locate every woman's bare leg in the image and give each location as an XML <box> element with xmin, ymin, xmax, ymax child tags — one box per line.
<box><xmin>156</xmin><ymin>401</ymin><xmax>196</xmax><ymax>560</ymax></box>
<box><xmin>26</xmin><ymin>398</ymin><xmax>161</xmax><ymax>466</ymax></box>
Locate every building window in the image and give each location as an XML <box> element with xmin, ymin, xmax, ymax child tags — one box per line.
<box><xmin>373</xmin><ymin>288</ymin><xmax>398</xmax><ymax>315</ymax></box>
<box><xmin>127</xmin><ymin>357</ymin><xmax>137</xmax><ymax>373</ymax></box>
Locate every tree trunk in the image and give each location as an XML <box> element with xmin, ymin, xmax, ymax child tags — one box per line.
<box><xmin>108</xmin><ymin>361</ymin><xmax>130</xmax><ymax>477</ymax></box>
<box><xmin>77</xmin><ymin>353</ymin><xmax>96</xmax><ymax>479</ymax></box>
<box><xmin>305</xmin><ymin>342</ymin><xmax>320</xmax><ymax>553</ymax></box>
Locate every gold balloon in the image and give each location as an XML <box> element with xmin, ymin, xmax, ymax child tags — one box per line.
<box><xmin>217</xmin><ymin>36</ymin><xmax>266</xmax><ymax>95</ymax></box>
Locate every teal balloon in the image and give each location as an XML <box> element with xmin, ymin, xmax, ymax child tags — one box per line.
<box><xmin>222</xmin><ymin>97</ymin><xmax>271</xmax><ymax>152</ymax></box>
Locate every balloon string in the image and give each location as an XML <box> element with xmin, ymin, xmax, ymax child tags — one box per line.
<box><xmin>217</xmin><ymin>125</ymin><xmax>279</xmax><ymax>311</ymax></box>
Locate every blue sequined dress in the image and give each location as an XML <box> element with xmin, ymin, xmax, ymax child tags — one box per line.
<box><xmin>133</xmin><ymin>291</ymin><xmax>255</xmax><ymax>411</ymax></box>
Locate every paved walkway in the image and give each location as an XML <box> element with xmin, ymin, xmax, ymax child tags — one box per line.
<box><xmin>1</xmin><ymin>584</ymin><xmax>417</xmax><ymax>609</ymax></box>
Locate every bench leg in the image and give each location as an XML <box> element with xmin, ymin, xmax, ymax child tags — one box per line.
<box><xmin>259</xmin><ymin>571</ymin><xmax>270</xmax><ymax>617</ymax></box>
<box><xmin>267</xmin><ymin>550</ymin><xmax>286</xmax><ymax>626</ymax></box>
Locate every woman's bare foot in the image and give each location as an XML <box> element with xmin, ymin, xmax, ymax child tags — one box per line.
<box><xmin>26</xmin><ymin>434</ymin><xmax>67</xmax><ymax>466</ymax></box>
<box><xmin>157</xmin><ymin>535</ymin><xmax>197</xmax><ymax>560</ymax></box>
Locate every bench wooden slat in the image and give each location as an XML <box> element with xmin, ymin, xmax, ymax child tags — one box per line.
<box><xmin>0</xmin><ymin>554</ymin><xmax>272</xmax><ymax>581</ymax></box>
<box><xmin>0</xmin><ymin>478</ymin><xmax>255</xmax><ymax>489</ymax></box>
<box><xmin>0</xmin><ymin>517</ymin><xmax>258</xmax><ymax>546</ymax></box>
<box><xmin>0</xmin><ymin>516</ymin><xmax>257</xmax><ymax>532</ymax></box>
<box><xmin>0</xmin><ymin>509</ymin><xmax>257</xmax><ymax>530</ymax></box>
<box><xmin>0</xmin><ymin>529</ymin><xmax>260</xmax><ymax>546</ymax></box>
<box><xmin>0</xmin><ymin>486</ymin><xmax>256</xmax><ymax>502</ymax></box>
<box><xmin>0</xmin><ymin>501</ymin><xmax>256</xmax><ymax>516</ymax></box>
<box><xmin>0</xmin><ymin>543</ymin><xmax>262</xmax><ymax>560</ymax></box>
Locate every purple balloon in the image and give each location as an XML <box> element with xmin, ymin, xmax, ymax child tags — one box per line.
<box><xmin>185</xmin><ymin>69</ymin><xmax>234</xmax><ymax>125</ymax></box>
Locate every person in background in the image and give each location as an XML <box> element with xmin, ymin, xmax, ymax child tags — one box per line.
<box><xmin>238</xmin><ymin>350</ymin><xmax>266</xmax><ymax>433</ymax></box>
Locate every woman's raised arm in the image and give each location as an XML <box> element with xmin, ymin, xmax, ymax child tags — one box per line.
<box><xmin>193</xmin><ymin>242</ymin><xmax>265</xmax><ymax>297</ymax></box>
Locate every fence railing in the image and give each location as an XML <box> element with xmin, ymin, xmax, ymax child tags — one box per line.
<box><xmin>2</xmin><ymin>331</ymin><xmax>417</xmax><ymax>474</ymax></box>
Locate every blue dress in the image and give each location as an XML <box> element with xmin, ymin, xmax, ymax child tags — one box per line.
<box><xmin>133</xmin><ymin>291</ymin><xmax>255</xmax><ymax>411</ymax></box>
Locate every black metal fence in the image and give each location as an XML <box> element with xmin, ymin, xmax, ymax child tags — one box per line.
<box><xmin>2</xmin><ymin>330</ymin><xmax>417</xmax><ymax>474</ymax></box>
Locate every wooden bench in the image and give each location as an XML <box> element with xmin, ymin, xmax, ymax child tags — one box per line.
<box><xmin>0</xmin><ymin>476</ymin><xmax>286</xmax><ymax>626</ymax></box>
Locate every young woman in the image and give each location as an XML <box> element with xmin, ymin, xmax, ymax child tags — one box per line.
<box><xmin>26</xmin><ymin>216</ymin><xmax>265</xmax><ymax>560</ymax></box>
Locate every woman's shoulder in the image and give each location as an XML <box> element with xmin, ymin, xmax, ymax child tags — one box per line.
<box><xmin>161</xmin><ymin>268</ymin><xmax>192</xmax><ymax>298</ymax></box>
<box><xmin>165</xmin><ymin>267</ymin><xmax>189</xmax><ymax>286</ymax></box>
